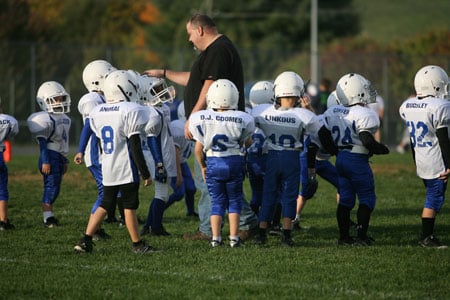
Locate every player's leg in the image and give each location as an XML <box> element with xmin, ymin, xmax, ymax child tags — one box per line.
<box><xmin>419</xmin><ymin>178</ymin><xmax>447</xmax><ymax>248</ymax></box>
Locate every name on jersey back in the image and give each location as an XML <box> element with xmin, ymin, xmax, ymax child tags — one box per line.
<box><xmin>264</xmin><ymin>115</ymin><xmax>296</xmax><ymax>123</ymax></box>
<box><xmin>406</xmin><ymin>103</ymin><xmax>428</xmax><ymax>109</ymax></box>
<box><xmin>200</xmin><ymin>114</ymin><xmax>243</xmax><ymax>123</ymax></box>
<box><xmin>99</xmin><ymin>106</ymin><xmax>120</xmax><ymax>112</ymax></box>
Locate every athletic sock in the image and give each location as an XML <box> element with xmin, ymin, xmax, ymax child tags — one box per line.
<box><xmin>283</xmin><ymin>229</ymin><xmax>292</xmax><ymax>238</ymax></box>
<box><xmin>336</xmin><ymin>204</ymin><xmax>351</xmax><ymax>239</ymax></box>
<box><xmin>357</xmin><ymin>204</ymin><xmax>372</xmax><ymax>239</ymax></box>
<box><xmin>421</xmin><ymin>217</ymin><xmax>435</xmax><ymax>239</ymax></box>
<box><xmin>43</xmin><ymin>211</ymin><xmax>53</xmax><ymax>222</ymax></box>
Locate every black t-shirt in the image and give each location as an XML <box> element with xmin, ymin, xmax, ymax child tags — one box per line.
<box><xmin>184</xmin><ymin>35</ymin><xmax>245</xmax><ymax>118</ymax></box>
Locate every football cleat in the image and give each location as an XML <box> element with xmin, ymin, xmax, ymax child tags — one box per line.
<box><xmin>253</xmin><ymin>234</ymin><xmax>267</xmax><ymax>246</ymax></box>
<box><xmin>0</xmin><ymin>219</ymin><xmax>15</xmax><ymax>231</ymax></box>
<box><xmin>132</xmin><ymin>240</ymin><xmax>160</xmax><ymax>254</ymax></box>
<box><xmin>74</xmin><ymin>237</ymin><xmax>94</xmax><ymax>253</ymax></box>
<box><xmin>92</xmin><ymin>228</ymin><xmax>111</xmax><ymax>241</ymax></box>
<box><xmin>44</xmin><ymin>216</ymin><xmax>59</xmax><ymax>228</ymax></box>
<box><xmin>229</xmin><ymin>238</ymin><xmax>242</xmax><ymax>248</ymax></box>
<box><xmin>419</xmin><ymin>235</ymin><xmax>448</xmax><ymax>249</ymax></box>
<box><xmin>337</xmin><ymin>236</ymin><xmax>355</xmax><ymax>246</ymax></box>
<box><xmin>210</xmin><ymin>239</ymin><xmax>223</xmax><ymax>248</ymax></box>
<box><xmin>281</xmin><ymin>235</ymin><xmax>295</xmax><ymax>247</ymax></box>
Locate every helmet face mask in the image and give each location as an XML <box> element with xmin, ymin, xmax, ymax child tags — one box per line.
<box><xmin>139</xmin><ymin>76</ymin><xmax>175</xmax><ymax>107</ymax></box>
<box><xmin>336</xmin><ymin>73</ymin><xmax>375</xmax><ymax>107</ymax></box>
<box><xmin>149</xmin><ymin>79</ymin><xmax>175</xmax><ymax>106</ymax></box>
<box><xmin>36</xmin><ymin>81</ymin><xmax>71</xmax><ymax>114</ymax></box>
<box><xmin>206</xmin><ymin>79</ymin><xmax>239</xmax><ymax>110</ymax></box>
<box><xmin>414</xmin><ymin>65</ymin><xmax>450</xmax><ymax>99</ymax></box>
<box><xmin>103</xmin><ymin>70</ymin><xmax>139</xmax><ymax>104</ymax></box>
<box><xmin>249</xmin><ymin>80</ymin><xmax>274</xmax><ymax>107</ymax></box>
<box><xmin>82</xmin><ymin>60</ymin><xmax>117</xmax><ymax>93</ymax></box>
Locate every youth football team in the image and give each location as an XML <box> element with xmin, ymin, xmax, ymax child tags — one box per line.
<box><xmin>1</xmin><ymin>15</ymin><xmax>449</xmax><ymax>253</ymax></box>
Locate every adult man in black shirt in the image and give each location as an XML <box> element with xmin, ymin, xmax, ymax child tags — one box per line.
<box><xmin>144</xmin><ymin>14</ymin><xmax>257</xmax><ymax>241</ymax></box>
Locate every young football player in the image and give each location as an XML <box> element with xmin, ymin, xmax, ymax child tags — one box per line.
<box><xmin>0</xmin><ymin>104</ymin><xmax>19</xmax><ymax>230</ymax></box>
<box><xmin>189</xmin><ymin>79</ymin><xmax>254</xmax><ymax>248</ymax></box>
<box><xmin>164</xmin><ymin>102</ymin><xmax>198</xmax><ymax>217</ymax></box>
<box><xmin>140</xmin><ymin>76</ymin><xmax>178</xmax><ymax>236</ymax></box>
<box><xmin>74</xmin><ymin>70</ymin><xmax>155</xmax><ymax>253</ymax></box>
<box><xmin>27</xmin><ymin>81</ymin><xmax>71</xmax><ymax>228</ymax></box>
<box><xmin>399</xmin><ymin>65</ymin><xmax>450</xmax><ymax>248</ymax></box>
<box><xmin>321</xmin><ymin>73</ymin><xmax>389</xmax><ymax>246</ymax></box>
<box><xmin>73</xmin><ymin>59</ymin><xmax>117</xmax><ymax>240</ymax></box>
<box><xmin>245</xmin><ymin>81</ymin><xmax>274</xmax><ymax>216</ymax></box>
<box><xmin>251</xmin><ymin>71</ymin><xmax>328</xmax><ymax>247</ymax></box>
<box><xmin>293</xmin><ymin>91</ymin><xmax>340</xmax><ymax>230</ymax></box>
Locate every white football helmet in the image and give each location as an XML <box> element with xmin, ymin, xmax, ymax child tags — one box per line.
<box><xmin>336</xmin><ymin>73</ymin><xmax>376</xmax><ymax>106</ymax></box>
<box><xmin>206</xmin><ymin>79</ymin><xmax>239</xmax><ymax>110</ymax></box>
<box><xmin>249</xmin><ymin>81</ymin><xmax>274</xmax><ymax>107</ymax></box>
<box><xmin>326</xmin><ymin>90</ymin><xmax>340</xmax><ymax>108</ymax></box>
<box><xmin>36</xmin><ymin>81</ymin><xmax>71</xmax><ymax>113</ymax></box>
<box><xmin>82</xmin><ymin>60</ymin><xmax>117</xmax><ymax>93</ymax></box>
<box><xmin>177</xmin><ymin>101</ymin><xmax>186</xmax><ymax>121</ymax></box>
<box><xmin>103</xmin><ymin>70</ymin><xmax>139</xmax><ymax>103</ymax></box>
<box><xmin>273</xmin><ymin>71</ymin><xmax>305</xmax><ymax>99</ymax></box>
<box><xmin>414</xmin><ymin>65</ymin><xmax>449</xmax><ymax>99</ymax></box>
<box><xmin>142</xmin><ymin>76</ymin><xmax>176</xmax><ymax>106</ymax></box>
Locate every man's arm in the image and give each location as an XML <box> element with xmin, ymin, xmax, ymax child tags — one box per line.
<box><xmin>143</xmin><ymin>69</ymin><xmax>190</xmax><ymax>87</ymax></box>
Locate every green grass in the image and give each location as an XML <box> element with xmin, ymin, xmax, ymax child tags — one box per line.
<box><xmin>1</xmin><ymin>150</ymin><xmax>450</xmax><ymax>299</ymax></box>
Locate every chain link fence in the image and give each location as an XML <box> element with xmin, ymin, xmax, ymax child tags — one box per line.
<box><xmin>1</xmin><ymin>41</ymin><xmax>449</xmax><ymax>147</ymax></box>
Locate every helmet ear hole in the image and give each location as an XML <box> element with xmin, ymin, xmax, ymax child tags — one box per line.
<box><xmin>206</xmin><ymin>79</ymin><xmax>239</xmax><ymax>110</ymax></box>
<box><xmin>414</xmin><ymin>65</ymin><xmax>449</xmax><ymax>99</ymax></box>
<box><xmin>336</xmin><ymin>73</ymin><xmax>374</xmax><ymax>106</ymax></box>
<box><xmin>82</xmin><ymin>60</ymin><xmax>117</xmax><ymax>93</ymax></box>
<box><xmin>103</xmin><ymin>70</ymin><xmax>140</xmax><ymax>104</ymax></box>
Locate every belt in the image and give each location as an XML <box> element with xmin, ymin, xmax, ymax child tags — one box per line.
<box><xmin>338</xmin><ymin>145</ymin><xmax>369</xmax><ymax>155</ymax></box>
<box><xmin>206</xmin><ymin>148</ymin><xmax>243</xmax><ymax>157</ymax></box>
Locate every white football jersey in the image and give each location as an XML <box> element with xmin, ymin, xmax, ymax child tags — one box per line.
<box><xmin>170</xmin><ymin>119</ymin><xmax>193</xmax><ymax>164</ymax></box>
<box><xmin>247</xmin><ymin>127</ymin><xmax>268</xmax><ymax>156</ymax></box>
<box><xmin>251</xmin><ymin>104</ymin><xmax>321</xmax><ymax>151</ymax></box>
<box><xmin>77</xmin><ymin>92</ymin><xmax>105</xmax><ymax>167</ymax></box>
<box><xmin>399</xmin><ymin>96</ymin><xmax>450</xmax><ymax>179</ymax></box>
<box><xmin>0</xmin><ymin>114</ymin><xmax>19</xmax><ymax>151</ymax></box>
<box><xmin>189</xmin><ymin>109</ymin><xmax>255</xmax><ymax>157</ymax></box>
<box><xmin>143</xmin><ymin>105</ymin><xmax>177</xmax><ymax>178</ymax></box>
<box><xmin>323</xmin><ymin>104</ymin><xmax>379</xmax><ymax>153</ymax></box>
<box><xmin>27</xmin><ymin>111</ymin><xmax>71</xmax><ymax>156</ymax></box>
<box><xmin>89</xmin><ymin>101</ymin><xmax>149</xmax><ymax>185</ymax></box>
<box><xmin>140</xmin><ymin>105</ymin><xmax>163</xmax><ymax>179</ymax></box>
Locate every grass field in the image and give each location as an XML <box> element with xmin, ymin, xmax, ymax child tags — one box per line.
<box><xmin>1</xmin><ymin>149</ymin><xmax>449</xmax><ymax>299</ymax></box>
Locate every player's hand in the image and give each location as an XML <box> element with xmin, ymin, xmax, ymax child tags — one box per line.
<box><xmin>143</xmin><ymin>178</ymin><xmax>152</xmax><ymax>187</ymax></box>
<box><xmin>201</xmin><ymin>166</ymin><xmax>207</xmax><ymax>181</ymax></box>
<box><xmin>74</xmin><ymin>152</ymin><xmax>84</xmax><ymax>164</ymax></box>
<box><xmin>41</xmin><ymin>163</ymin><xmax>51</xmax><ymax>175</ymax></box>
<box><xmin>439</xmin><ymin>168</ymin><xmax>450</xmax><ymax>182</ymax></box>
<box><xmin>155</xmin><ymin>163</ymin><xmax>167</xmax><ymax>183</ymax></box>
<box><xmin>184</xmin><ymin>120</ymin><xmax>193</xmax><ymax>140</ymax></box>
<box><xmin>175</xmin><ymin>175</ymin><xmax>183</xmax><ymax>188</ymax></box>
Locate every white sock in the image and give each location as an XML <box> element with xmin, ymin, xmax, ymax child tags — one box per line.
<box><xmin>229</xmin><ymin>235</ymin><xmax>239</xmax><ymax>241</ymax></box>
<box><xmin>43</xmin><ymin>211</ymin><xmax>53</xmax><ymax>222</ymax></box>
<box><xmin>212</xmin><ymin>236</ymin><xmax>222</xmax><ymax>242</ymax></box>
